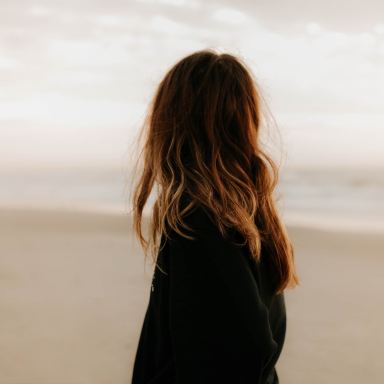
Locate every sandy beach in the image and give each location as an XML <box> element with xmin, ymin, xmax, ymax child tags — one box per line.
<box><xmin>0</xmin><ymin>207</ymin><xmax>383</xmax><ymax>384</ymax></box>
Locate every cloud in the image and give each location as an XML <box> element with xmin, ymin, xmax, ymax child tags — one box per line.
<box><xmin>211</xmin><ymin>7</ymin><xmax>250</xmax><ymax>24</ymax></box>
<box><xmin>216</xmin><ymin>0</ymin><xmax>384</xmax><ymax>32</ymax></box>
<box><xmin>1</xmin><ymin>0</ymin><xmax>384</xmax><ymax>168</ymax></box>
<box><xmin>0</xmin><ymin>56</ymin><xmax>20</xmax><ymax>69</ymax></box>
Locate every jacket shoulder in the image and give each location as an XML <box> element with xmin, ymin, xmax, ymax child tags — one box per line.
<box><xmin>171</xmin><ymin>200</ymin><xmax>238</xmax><ymax>245</ymax></box>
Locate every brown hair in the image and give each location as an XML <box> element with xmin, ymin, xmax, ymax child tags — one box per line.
<box><xmin>129</xmin><ymin>49</ymin><xmax>299</xmax><ymax>294</ymax></box>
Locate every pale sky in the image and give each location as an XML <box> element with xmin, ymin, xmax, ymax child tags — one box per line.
<box><xmin>1</xmin><ymin>0</ymin><xmax>384</xmax><ymax>169</ymax></box>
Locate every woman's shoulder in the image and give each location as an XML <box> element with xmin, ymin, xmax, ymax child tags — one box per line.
<box><xmin>177</xmin><ymin>193</ymin><xmax>219</xmax><ymax>231</ymax></box>
<box><xmin>170</xmin><ymin>195</ymin><xmax>239</xmax><ymax>245</ymax></box>
<box><xmin>182</xmin><ymin>204</ymin><xmax>217</xmax><ymax>232</ymax></box>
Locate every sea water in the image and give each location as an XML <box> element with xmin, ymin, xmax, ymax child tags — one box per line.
<box><xmin>277</xmin><ymin>167</ymin><xmax>384</xmax><ymax>233</ymax></box>
<box><xmin>1</xmin><ymin>166</ymin><xmax>383</xmax><ymax>233</ymax></box>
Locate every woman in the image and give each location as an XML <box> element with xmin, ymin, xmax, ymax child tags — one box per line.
<box><xmin>130</xmin><ymin>49</ymin><xmax>299</xmax><ymax>384</ymax></box>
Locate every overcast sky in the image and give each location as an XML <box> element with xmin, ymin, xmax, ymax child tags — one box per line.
<box><xmin>1</xmin><ymin>0</ymin><xmax>384</xmax><ymax>169</ymax></box>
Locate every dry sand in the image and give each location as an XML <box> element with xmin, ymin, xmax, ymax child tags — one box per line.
<box><xmin>0</xmin><ymin>208</ymin><xmax>383</xmax><ymax>384</ymax></box>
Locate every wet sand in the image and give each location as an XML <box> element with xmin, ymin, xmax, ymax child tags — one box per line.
<box><xmin>0</xmin><ymin>207</ymin><xmax>383</xmax><ymax>383</ymax></box>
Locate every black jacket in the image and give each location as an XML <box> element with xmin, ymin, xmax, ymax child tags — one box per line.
<box><xmin>131</xmin><ymin>202</ymin><xmax>286</xmax><ymax>384</ymax></box>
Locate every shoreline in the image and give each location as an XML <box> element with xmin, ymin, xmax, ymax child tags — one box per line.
<box><xmin>1</xmin><ymin>204</ymin><xmax>383</xmax><ymax>235</ymax></box>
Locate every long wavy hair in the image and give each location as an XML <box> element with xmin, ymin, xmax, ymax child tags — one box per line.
<box><xmin>129</xmin><ymin>49</ymin><xmax>299</xmax><ymax>294</ymax></box>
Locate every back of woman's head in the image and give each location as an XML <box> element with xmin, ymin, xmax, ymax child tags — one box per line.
<box><xmin>130</xmin><ymin>49</ymin><xmax>299</xmax><ymax>294</ymax></box>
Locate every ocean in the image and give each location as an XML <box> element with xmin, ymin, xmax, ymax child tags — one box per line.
<box><xmin>1</xmin><ymin>166</ymin><xmax>383</xmax><ymax>233</ymax></box>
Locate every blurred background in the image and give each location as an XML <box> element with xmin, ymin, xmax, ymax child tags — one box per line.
<box><xmin>1</xmin><ymin>1</ymin><xmax>384</xmax><ymax>383</ymax></box>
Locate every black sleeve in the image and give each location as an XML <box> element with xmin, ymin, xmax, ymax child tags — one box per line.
<box><xmin>168</xmin><ymin>207</ymin><xmax>278</xmax><ymax>384</ymax></box>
